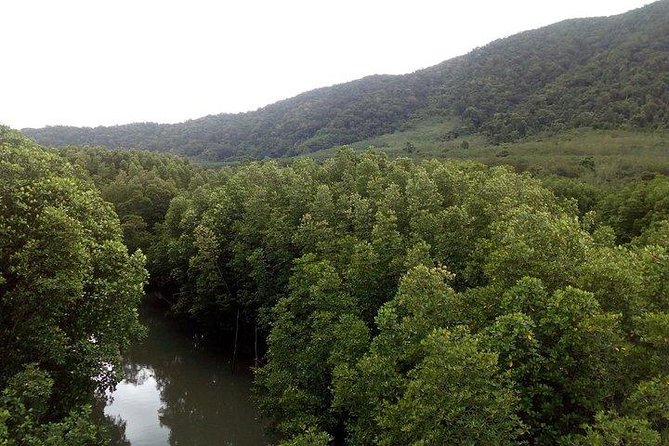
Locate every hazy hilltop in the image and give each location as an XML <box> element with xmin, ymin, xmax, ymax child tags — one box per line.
<box><xmin>23</xmin><ymin>0</ymin><xmax>669</xmax><ymax>160</ymax></box>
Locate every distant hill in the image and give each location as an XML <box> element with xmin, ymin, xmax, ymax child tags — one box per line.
<box><xmin>22</xmin><ymin>1</ymin><xmax>669</xmax><ymax>160</ymax></box>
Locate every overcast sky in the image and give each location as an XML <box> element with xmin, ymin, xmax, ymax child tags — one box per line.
<box><xmin>1</xmin><ymin>0</ymin><xmax>653</xmax><ymax>129</ymax></box>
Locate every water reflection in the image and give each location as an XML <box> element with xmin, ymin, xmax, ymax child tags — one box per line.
<box><xmin>103</xmin><ymin>301</ymin><xmax>268</xmax><ymax>446</ymax></box>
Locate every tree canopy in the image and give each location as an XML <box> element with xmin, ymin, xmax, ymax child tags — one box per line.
<box><xmin>147</xmin><ymin>148</ymin><xmax>669</xmax><ymax>444</ymax></box>
<box><xmin>0</xmin><ymin>128</ymin><xmax>147</xmax><ymax>445</ymax></box>
<box><xmin>4</xmin><ymin>124</ymin><xmax>669</xmax><ymax>444</ymax></box>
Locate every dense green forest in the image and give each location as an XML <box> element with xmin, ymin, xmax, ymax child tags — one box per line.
<box><xmin>4</xmin><ymin>2</ymin><xmax>669</xmax><ymax>445</ymax></box>
<box><xmin>149</xmin><ymin>150</ymin><xmax>669</xmax><ymax>445</ymax></box>
<box><xmin>21</xmin><ymin>1</ymin><xmax>669</xmax><ymax>161</ymax></box>
<box><xmin>0</xmin><ymin>129</ymin><xmax>147</xmax><ymax>444</ymax></box>
<box><xmin>3</xmin><ymin>124</ymin><xmax>669</xmax><ymax>444</ymax></box>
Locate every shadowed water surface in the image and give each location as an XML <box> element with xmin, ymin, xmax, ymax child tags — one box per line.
<box><xmin>104</xmin><ymin>301</ymin><xmax>268</xmax><ymax>446</ymax></box>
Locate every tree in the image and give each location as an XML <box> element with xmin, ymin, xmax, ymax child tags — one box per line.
<box><xmin>377</xmin><ymin>329</ymin><xmax>523</xmax><ymax>445</ymax></box>
<box><xmin>0</xmin><ymin>365</ymin><xmax>106</xmax><ymax>446</ymax></box>
<box><xmin>255</xmin><ymin>255</ymin><xmax>368</xmax><ymax>438</ymax></box>
<box><xmin>0</xmin><ymin>128</ymin><xmax>147</xmax><ymax>443</ymax></box>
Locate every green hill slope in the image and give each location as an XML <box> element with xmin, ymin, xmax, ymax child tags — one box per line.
<box><xmin>22</xmin><ymin>0</ymin><xmax>669</xmax><ymax>160</ymax></box>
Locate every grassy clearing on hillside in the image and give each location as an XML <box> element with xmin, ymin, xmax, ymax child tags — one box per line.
<box><xmin>449</xmin><ymin>128</ymin><xmax>669</xmax><ymax>182</ymax></box>
<box><xmin>201</xmin><ymin>118</ymin><xmax>669</xmax><ymax>184</ymax></box>
<box><xmin>303</xmin><ymin>120</ymin><xmax>669</xmax><ymax>182</ymax></box>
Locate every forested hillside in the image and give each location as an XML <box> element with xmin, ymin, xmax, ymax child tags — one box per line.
<box><xmin>23</xmin><ymin>74</ymin><xmax>433</xmax><ymax>160</ymax></box>
<box><xmin>22</xmin><ymin>0</ymin><xmax>669</xmax><ymax>160</ymax></box>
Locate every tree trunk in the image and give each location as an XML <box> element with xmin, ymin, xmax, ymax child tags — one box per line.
<box><xmin>231</xmin><ymin>307</ymin><xmax>240</xmax><ymax>373</ymax></box>
<box><xmin>254</xmin><ymin>320</ymin><xmax>259</xmax><ymax>368</ymax></box>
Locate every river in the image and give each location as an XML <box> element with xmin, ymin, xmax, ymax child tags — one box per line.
<box><xmin>102</xmin><ymin>299</ymin><xmax>268</xmax><ymax>445</ymax></box>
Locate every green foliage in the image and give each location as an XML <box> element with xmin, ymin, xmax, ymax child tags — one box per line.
<box><xmin>56</xmin><ymin>147</ymin><xmax>210</xmax><ymax>284</ymax></box>
<box><xmin>8</xmin><ymin>122</ymin><xmax>669</xmax><ymax>445</ymax></box>
<box><xmin>0</xmin><ymin>128</ymin><xmax>147</xmax><ymax>443</ymax></box>
<box><xmin>145</xmin><ymin>148</ymin><xmax>669</xmax><ymax>444</ymax></box>
<box><xmin>279</xmin><ymin>428</ymin><xmax>332</xmax><ymax>446</ymax></box>
<box><xmin>483</xmin><ymin>207</ymin><xmax>592</xmax><ymax>288</ymax></box>
<box><xmin>377</xmin><ymin>329</ymin><xmax>523</xmax><ymax>446</ymax></box>
<box><xmin>624</xmin><ymin>376</ymin><xmax>669</xmax><ymax>434</ymax></box>
<box><xmin>255</xmin><ymin>255</ymin><xmax>367</xmax><ymax>438</ymax></box>
<box><xmin>598</xmin><ymin>176</ymin><xmax>669</xmax><ymax>243</ymax></box>
<box><xmin>333</xmin><ymin>268</ymin><xmax>523</xmax><ymax>445</ymax></box>
<box><xmin>0</xmin><ymin>365</ymin><xmax>105</xmax><ymax>446</ymax></box>
<box><xmin>569</xmin><ymin>412</ymin><xmax>661</xmax><ymax>446</ymax></box>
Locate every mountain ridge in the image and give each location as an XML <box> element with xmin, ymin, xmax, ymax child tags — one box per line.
<box><xmin>22</xmin><ymin>0</ymin><xmax>669</xmax><ymax>160</ymax></box>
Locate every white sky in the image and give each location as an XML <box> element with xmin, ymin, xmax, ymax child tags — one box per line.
<box><xmin>1</xmin><ymin>0</ymin><xmax>653</xmax><ymax>129</ymax></box>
